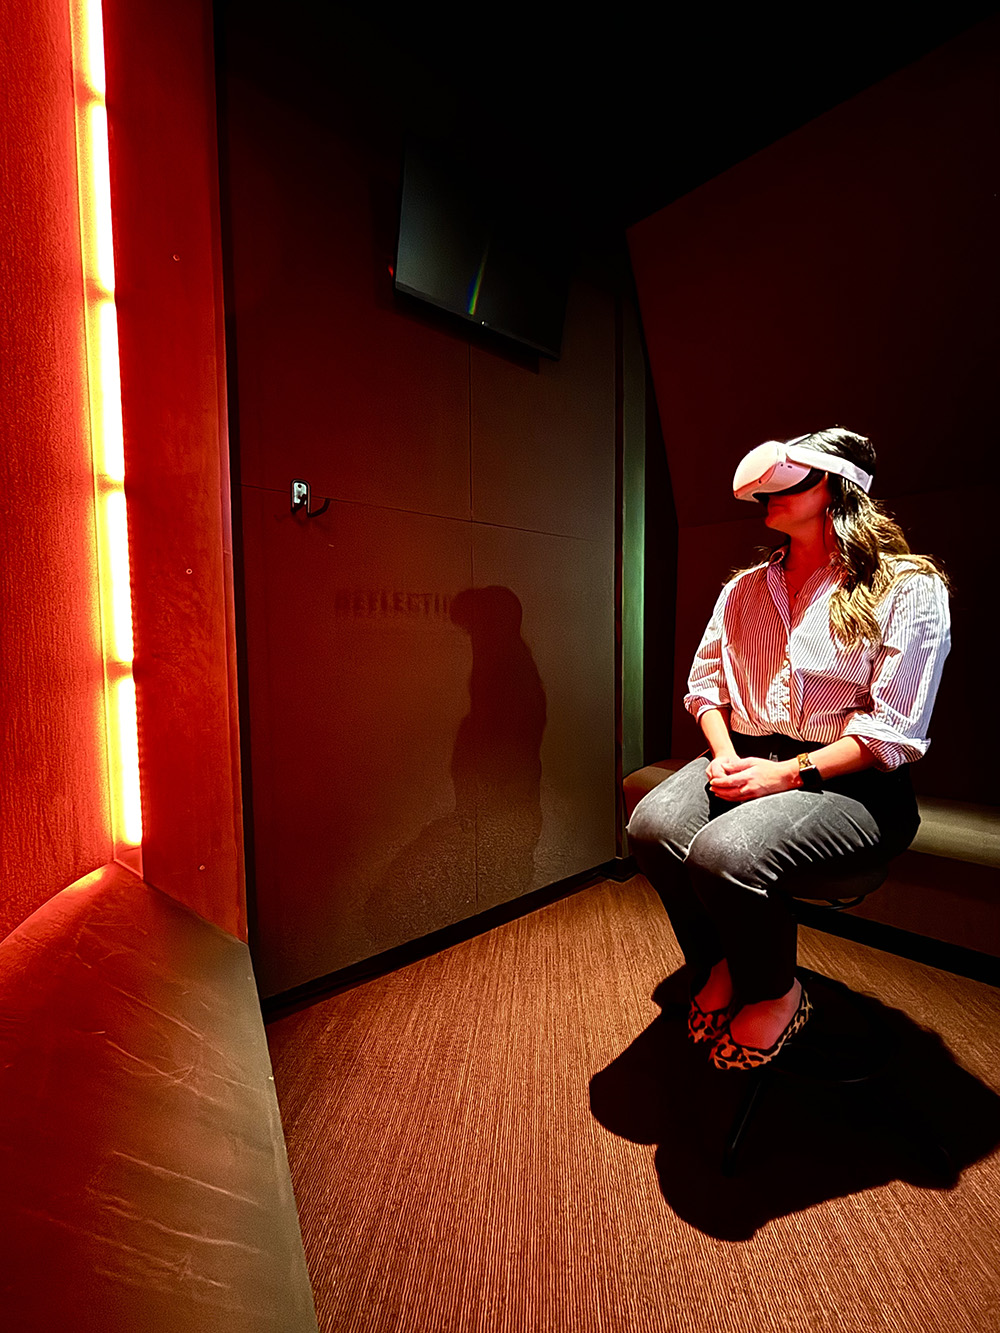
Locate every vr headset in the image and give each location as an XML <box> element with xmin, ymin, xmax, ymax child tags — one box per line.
<box><xmin>733</xmin><ymin>434</ymin><xmax>874</xmax><ymax>502</ymax></box>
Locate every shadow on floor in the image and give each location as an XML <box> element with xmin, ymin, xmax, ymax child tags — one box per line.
<box><xmin>589</xmin><ymin>967</ymin><xmax>1000</xmax><ymax>1241</ymax></box>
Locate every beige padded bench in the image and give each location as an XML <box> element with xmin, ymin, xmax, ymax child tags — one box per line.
<box><xmin>623</xmin><ymin>762</ymin><xmax>1000</xmax><ymax>959</ymax></box>
<box><xmin>0</xmin><ymin>863</ymin><xmax>318</xmax><ymax>1332</ymax></box>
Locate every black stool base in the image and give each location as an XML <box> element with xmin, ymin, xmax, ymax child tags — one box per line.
<box><xmin>720</xmin><ymin>969</ymin><xmax>901</xmax><ymax>1176</ymax></box>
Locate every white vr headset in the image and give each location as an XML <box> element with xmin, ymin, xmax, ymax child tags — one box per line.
<box><xmin>733</xmin><ymin>434</ymin><xmax>874</xmax><ymax>502</ymax></box>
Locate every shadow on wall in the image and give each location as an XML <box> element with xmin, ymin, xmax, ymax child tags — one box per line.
<box><xmin>365</xmin><ymin>587</ymin><xmax>546</xmax><ymax>941</ymax></box>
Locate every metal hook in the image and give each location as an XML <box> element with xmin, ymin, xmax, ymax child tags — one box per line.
<box><xmin>290</xmin><ymin>479</ymin><xmax>330</xmax><ymax>518</ymax></box>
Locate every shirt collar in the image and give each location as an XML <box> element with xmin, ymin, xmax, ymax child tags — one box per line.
<box><xmin>768</xmin><ymin>545</ymin><xmax>838</xmax><ymax>573</ymax></box>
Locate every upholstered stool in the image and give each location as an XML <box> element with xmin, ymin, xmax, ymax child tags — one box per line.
<box><xmin>715</xmin><ymin>863</ymin><xmax>898</xmax><ymax>1175</ymax></box>
<box><xmin>720</xmin><ymin>942</ymin><xmax>892</xmax><ymax>1178</ymax></box>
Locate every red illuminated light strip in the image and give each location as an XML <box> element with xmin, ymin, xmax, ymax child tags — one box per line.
<box><xmin>69</xmin><ymin>0</ymin><xmax>143</xmax><ymax>856</ymax></box>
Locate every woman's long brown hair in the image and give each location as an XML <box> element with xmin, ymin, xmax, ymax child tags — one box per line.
<box><xmin>738</xmin><ymin>428</ymin><xmax>949</xmax><ymax>648</ymax></box>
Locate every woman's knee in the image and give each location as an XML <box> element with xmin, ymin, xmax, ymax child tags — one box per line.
<box><xmin>626</xmin><ymin>790</ymin><xmax>671</xmax><ymax>847</ymax></box>
<box><xmin>625</xmin><ymin>760</ymin><xmax>710</xmax><ymax>855</ymax></box>
<box><xmin>686</xmin><ymin>818</ymin><xmax>774</xmax><ymax>891</ymax></box>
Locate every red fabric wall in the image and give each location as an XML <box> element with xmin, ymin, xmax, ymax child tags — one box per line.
<box><xmin>0</xmin><ymin>0</ymin><xmax>113</xmax><ymax>938</ymax></box>
<box><xmin>104</xmin><ymin>0</ymin><xmax>245</xmax><ymax>937</ymax></box>
<box><xmin>1</xmin><ymin>0</ymin><xmax>245</xmax><ymax>941</ymax></box>
<box><xmin>629</xmin><ymin>20</ymin><xmax>999</xmax><ymax>802</ymax></box>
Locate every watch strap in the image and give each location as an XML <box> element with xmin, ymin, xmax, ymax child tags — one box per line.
<box><xmin>796</xmin><ymin>752</ymin><xmax>824</xmax><ymax>791</ymax></box>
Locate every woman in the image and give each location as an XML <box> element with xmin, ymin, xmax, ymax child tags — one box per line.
<box><xmin>627</xmin><ymin>428</ymin><xmax>950</xmax><ymax>1071</ymax></box>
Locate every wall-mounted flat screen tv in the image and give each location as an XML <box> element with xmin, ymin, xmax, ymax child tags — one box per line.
<box><xmin>394</xmin><ymin>140</ymin><xmax>569</xmax><ymax>359</ymax></box>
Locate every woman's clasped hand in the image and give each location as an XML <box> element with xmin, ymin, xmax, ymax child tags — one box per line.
<box><xmin>706</xmin><ymin>754</ymin><xmax>794</xmax><ymax>801</ymax></box>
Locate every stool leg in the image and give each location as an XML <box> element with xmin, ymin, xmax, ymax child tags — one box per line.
<box><xmin>722</xmin><ymin>1067</ymin><xmax>771</xmax><ymax>1176</ymax></box>
<box><xmin>867</xmin><ymin>1076</ymin><xmax>958</xmax><ymax>1187</ymax></box>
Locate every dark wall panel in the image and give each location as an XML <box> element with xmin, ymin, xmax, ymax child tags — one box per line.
<box><xmin>471</xmin><ymin>276</ymin><xmax>616</xmax><ymax>542</ymax></box>
<box><xmin>630</xmin><ymin>20</ymin><xmax>997</xmax><ymax>529</ymax></box>
<box><xmin>225</xmin><ymin>75</ymin><xmax>471</xmax><ymax>522</ymax></box>
<box><xmin>471</xmin><ymin>524</ymin><xmax>615</xmax><ymax>910</ymax></box>
<box><xmin>223</xmin><ymin>17</ymin><xmax>620</xmax><ymax>996</ymax></box>
<box><xmin>242</xmin><ymin>490</ymin><xmax>476</xmax><ymax>996</ymax></box>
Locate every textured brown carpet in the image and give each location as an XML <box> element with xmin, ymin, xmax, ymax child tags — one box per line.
<box><xmin>266</xmin><ymin>876</ymin><xmax>1000</xmax><ymax>1332</ymax></box>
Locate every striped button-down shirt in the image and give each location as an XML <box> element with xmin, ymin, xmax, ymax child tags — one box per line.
<box><xmin>684</xmin><ymin>554</ymin><xmax>951</xmax><ymax>770</ymax></box>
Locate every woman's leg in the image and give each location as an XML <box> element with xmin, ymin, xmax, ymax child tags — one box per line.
<box><xmin>626</xmin><ymin>758</ymin><xmax>725</xmax><ymax>979</ymax></box>
<box><xmin>685</xmin><ymin>786</ymin><xmax>890</xmax><ymax>1044</ymax></box>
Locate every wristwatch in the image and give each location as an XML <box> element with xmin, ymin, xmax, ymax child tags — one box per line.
<box><xmin>796</xmin><ymin>752</ymin><xmax>824</xmax><ymax>792</ymax></box>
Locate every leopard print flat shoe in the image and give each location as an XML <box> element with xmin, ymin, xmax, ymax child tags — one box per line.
<box><xmin>710</xmin><ymin>987</ymin><xmax>812</xmax><ymax>1070</ymax></box>
<box><xmin>688</xmin><ymin>992</ymin><xmax>732</xmax><ymax>1045</ymax></box>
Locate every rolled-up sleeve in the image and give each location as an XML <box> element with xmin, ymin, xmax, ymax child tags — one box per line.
<box><xmin>842</xmin><ymin>573</ymin><xmax>951</xmax><ymax>770</ymax></box>
<box><xmin>684</xmin><ymin>584</ymin><xmax>732</xmax><ymax>720</ymax></box>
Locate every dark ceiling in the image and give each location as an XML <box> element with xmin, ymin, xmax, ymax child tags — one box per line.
<box><xmin>220</xmin><ymin>2</ymin><xmax>999</xmax><ymax>238</ymax></box>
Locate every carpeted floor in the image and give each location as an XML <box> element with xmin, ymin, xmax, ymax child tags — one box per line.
<box><xmin>266</xmin><ymin>875</ymin><xmax>1000</xmax><ymax>1332</ymax></box>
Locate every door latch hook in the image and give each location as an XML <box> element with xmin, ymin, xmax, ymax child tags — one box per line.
<box><xmin>290</xmin><ymin>479</ymin><xmax>330</xmax><ymax>518</ymax></box>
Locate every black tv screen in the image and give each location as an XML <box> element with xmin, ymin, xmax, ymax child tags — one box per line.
<box><xmin>394</xmin><ymin>141</ymin><xmax>569</xmax><ymax>359</ymax></box>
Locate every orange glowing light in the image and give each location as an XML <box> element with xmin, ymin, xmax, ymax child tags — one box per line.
<box><xmin>97</xmin><ymin>301</ymin><xmax>124</xmax><ymax>478</ymax></box>
<box><xmin>115</xmin><ymin>676</ymin><xmax>142</xmax><ymax>845</ymax></box>
<box><xmin>71</xmin><ymin>0</ymin><xmax>142</xmax><ymax>860</ymax></box>
<box><xmin>105</xmin><ymin>492</ymin><xmax>134</xmax><ymax>660</ymax></box>
<box><xmin>80</xmin><ymin>0</ymin><xmax>106</xmax><ymax>96</ymax></box>
<box><xmin>88</xmin><ymin>106</ymin><xmax>115</xmax><ymax>292</ymax></box>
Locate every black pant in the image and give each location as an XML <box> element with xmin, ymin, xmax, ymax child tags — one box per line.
<box><xmin>626</xmin><ymin>735</ymin><xmax>919</xmax><ymax>1003</ymax></box>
